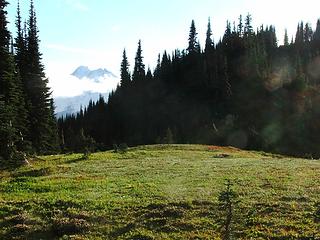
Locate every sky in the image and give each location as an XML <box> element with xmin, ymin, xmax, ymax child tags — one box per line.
<box><xmin>6</xmin><ymin>0</ymin><xmax>320</xmax><ymax>97</ymax></box>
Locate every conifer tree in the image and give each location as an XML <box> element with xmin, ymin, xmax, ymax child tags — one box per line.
<box><xmin>10</xmin><ymin>1</ymin><xmax>31</xmax><ymax>152</ymax></box>
<box><xmin>304</xmin><ymin>23</ymin><xmax>313</xmax><ymax>42</ymax></box>
<box><xmin>153</xmin><ymin>54</ymin><xmax>161</xmax><ymax>79</ymax></box>
<box><xmin>23</xmin><ymin>0</ymin><xmax>59</xmax><ymax>153</ymax></box>
<box><xmin>146</xmin><ymin>67</ymin><xmax>153</xmax><ymax>81</ymax></box>
<box><xmin>237</xmin><ymin>15</ymin><xmax>243</xmax><ymax>37</ymax></box>
<box><xmin>47</xmin><ymin>99</ymin><xmax>60</xmax><ymax>153</ymax></box>
<box><xmin>295</xmin><ymin>22</ymin><xmax>304</xmax><ymax>44</ymax></box>
<box><xmin>14</xmin><ymin>0</ymin><xmax>26</xmax><ymax>72</ymax></box>
<box><xmin>223</xmin><ymin>21</ymin><xmax>232</xmax><ymax>44</ymax></box>
<box><xmin>284</xmin><ymin>29</ymin><xmax>289</xmax><ymax>46</ymax></box>
<box><xmin>120</xmin><ymin>49</ymin><xmax>131</xmax><ymax>88</ymax></box>
<box><xmin>205</xmin><ymin>17</ymin><xmax>214</xmax><ymax>52</ymax></box>
<box><xmin>0</xmin><ymin>0</ymin><xmax>25</xmax><ymax>162</ymax></box>
<box><xmin>314</xmin><ymin>19</ymin><xmax>320</xmax><ymax>41</ymax></box>
<box><xmin>187</xmin><ymin>20</ymin><xmax>200</xmax><ymax>54</ymax></box>
<box><xmin>58</xmin><ymin>16</ymin><xmax>320</xmax><ymax>158</ymax></box>
<box><xmin>244</xmin><ymin>13</ymin><xmax>253</xmax><ymax>38</ymax></box>
<box><xmin>132</xmin><ymin>40</ymin><xmax>145</xmax><ymax>82</ymax></box>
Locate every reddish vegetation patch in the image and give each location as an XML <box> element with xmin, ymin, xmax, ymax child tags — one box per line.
<box><xmin>207</xmin><ymin>145</ymin><xmax>241</xmax><ymax>153</ymax></box>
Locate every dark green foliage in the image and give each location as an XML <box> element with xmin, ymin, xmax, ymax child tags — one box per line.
<box><xmin>163</xmin><ymin>128</ymin><xmax>174</xmax><ymax>144</ymax></box>
<box><xmin>205</xmin><ymin>17</ymin><xmax>214</xmax><ymax>52</ymax></box>
<box><xmin>284</xmin><ymin>29</ymin><xmax>289</xmax><ymax>46</ymax></box>
<box><xmin>59</xmin><ymin>15</ymin><xmax>320</xmax><ymax>158</ymax></box>
<box><xmin>24</xmin><ymin>1</ymin><xmax>59</xmax><ymax>153</ymax></box>
<box><xmin>1</xmin><ymin>0</ymin><xmax>60</xmax><ymax>167</ymax></box>
<box><xmin>244</xmin><ymin>13</ymin><xmax>253</xmax><ymax>37</ymax></box>
<box><xmin>218</xmin><ymin>180</ymin><xmax>239</xmax><ymax>240</ymax></box>
<box><xmin>11</xmin><ymin>0</ymin><xmax>60</xmax><ymax>154</ymax></box>
<box><xmin>304</xmin><ymin>23</ymin><xmax>313</xmax><ymax>43</ymax></box>
<box><xmin>295</xmin><ymin>22</ymin><xmax>304</xmax><ymax>45</ymax></box>
<box><xmin>314</xmin><ymin>19</ymin><xmax>320</xmax><ymax>41</ymax></box>
<box><xmin>0</xmin><ymin>99</ymin><xmax>16</xmax><ymax>161</ymax></box>
<box><xmin>187</xmin><ymin>20</ymin><xmax>200</xmax><ymax>54</ymax></box>
<box><xmin>71</xmin><ymin>128</ymin><xmax>96</xmax><ymax>153</ymax></box>
<box><xmin>120</xmin><ymin>49</ymin><xmax>131</xmax><ymax>88</ymax></box>
<box><xmin>237</xmin><ymin>15</ymin><xmax>243</xmax><ymax>37</ymax></box>
<box><xmin>0</xmin><ymin>0</ymin><xmax>27</xmax><ymax>164</ymax></box>
<box><xmin>132</xmin><ymin>40</ymin><xmax>145</xmax><ymax>82</ymax></box>
<box><xmin>113</xmin><ymin>143</ymin><xmax>128</xmax><ymax>154</ymax></box>
<box><xmin>81</xmin><ymin>150</ymin><xmax>91</xmax><ymax>160</ymax></box>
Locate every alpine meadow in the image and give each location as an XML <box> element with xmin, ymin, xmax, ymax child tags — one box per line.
<box><xmin>0</xmin><ymin>0</ymin><xmax>320</xmax><ymax>239</ymax></box>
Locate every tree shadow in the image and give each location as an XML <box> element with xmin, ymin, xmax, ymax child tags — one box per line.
<box><xmin>110</xmin><ymin>201</ymin><xmax>217</xmax><ymax>238</ymax></box>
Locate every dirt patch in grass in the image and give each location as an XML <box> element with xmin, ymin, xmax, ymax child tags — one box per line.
<box><xmin>207</xmin><ymin>145</ymin><xmax>241</xmax><ymax>153</ymax></box>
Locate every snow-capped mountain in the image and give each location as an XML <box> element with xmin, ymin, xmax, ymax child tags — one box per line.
<box><xmin>55</xmin><ymin>91</ymin><xmax>109</xmax><ymax>118</ymax></box>
<box><xmin>53</xmin><ymin>66</ymin><xmax>119</xmax><ymax>117</ymax></box>
<box><xmin>71</xmin><ymin>66</ymin><xmax>117</xmax><ymax>83</ymax></box>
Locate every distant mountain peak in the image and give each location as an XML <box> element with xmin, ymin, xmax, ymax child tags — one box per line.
<box><xmin>71</xmin><ymin>66</ymin><xmax>117</xmax><ymax>83</ymax></box>
<box><xmin>54</xmin><ymin>91</ymin><xmax>109</xmax><ymax>118</ymax></box>
<box><xmin>71</xmin><ymin>66</ymin><xmax>90</xmax><ymax>79</ymax></box>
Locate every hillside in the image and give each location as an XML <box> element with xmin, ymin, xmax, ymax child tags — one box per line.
<box><xmin>0</xmin><ymin>145</ymin><xmax>319</xmax><ymax>239</ymax></box>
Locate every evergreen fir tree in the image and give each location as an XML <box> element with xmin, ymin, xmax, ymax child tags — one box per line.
<box><xmin>223</xmin><ymin>21</ymin><xmax>232</xmax><ymax>45</ymax></box>
<box><xmin>14</xmin><ymin>0</ymin><xmax>26</xmax><ymax>72</ymax></box>
<box><xmin>295</xmin><ymin>22</ymin><xmax>304</xmax><ymax>44</ymax></box>
<box><xmin>0</xmin><ymin>100</ymin><xmax>16</xmax><ymax>162</ymax></box>
<box><xmin>187</xmin><ymin>20</ymin><xmax>200</xmax><ymax>54</ymax></box>
<box><xmin>205</xmin><ymin>17</ymin><xmax>214</xmax><ymax>52</ymax></box>
<box><xmin>237</xmin><ymin>15</ymin><xmax>243</xmax><ymax>37</ymax></box>
<box><xmin>284</xmin><ymin>29</ymin><xmax>289</xmax><ymax>46</ymax></box>
<box><xmin>146</xmin><ymin>67</ymin><xmax>153</xmax><ymax>81</ymax></box>
<box><xmin>132</xmin><ymin>40</ymin><xmax>145</xmax><ymax>82</ymax></box>
<box><xmin>24</xmin><ymin>0</ymin><xmax>59</xmax><ymax>153</ymax></box>
<box><xmin>0</xmin><ymin>0</ymin><xmax>23</xmax><ymax>162</ymax></box>
<box><xmin>304</xmin><ymin>23</ymin><xmax>313</xmax><ymax>42</ymax></box>
<box><xmin>47</xmin><ymin>99</ymin><xmax>60</xmax><ymax>153</ymax></box>
<box><xmin>153</xmin><ymin>54</ymin><xmax>161</xmax><ymax>79</ymax></box>
<box><xmin>11</xmin><ymin>0</ymin><xmax>31</xmax><ymax>152</ymax></box>
<box><xmin>244</xmin><ymin>13</ymin><xmax>253</xmax><ymax>38</ymax></box>
<box><xmin>314</xmin><ymin>19</ymin><xmax>320</xmax><ymax>41</ymax></box>
<box><xmin>58</xmin><ymin>16</ymin><xmax>320</xmax><ymax>158</ymax></box>
<box><xmin>120</xmin><ymin>49</ymin><xmax>131</xmax><ymax>88</ymax></box>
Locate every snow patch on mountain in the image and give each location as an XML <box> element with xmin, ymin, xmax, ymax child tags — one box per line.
<box><xmin>71</xmin><ymin>66</ymin><xmax>117</xmax><ymax>83</ymax></box>
<box><xmin>53</xmin><ymin>66</ymin><xmax>118</xmax><ymax>117</ymax></box>
<box><xmin>54</xmin><ymin>91</ymin><xmax>109</xmax><ymax>118</ymax></box>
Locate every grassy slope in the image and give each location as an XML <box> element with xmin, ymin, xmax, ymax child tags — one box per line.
<box><xmin>0</xmin><ymin>145</ymin><xmax>319</xmax><ymax>239</ymax></box>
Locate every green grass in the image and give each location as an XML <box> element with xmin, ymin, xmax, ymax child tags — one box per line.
<box><xmin>0</xmin><ymin>144</ymin><xmax>319</xmax><ymax>239</ymax></box>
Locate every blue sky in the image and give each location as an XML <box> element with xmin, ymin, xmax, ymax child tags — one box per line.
<box><xmin>6</xmin><ymin>0</ymin><xmax>320</xmax><ymax>97</ymax></box>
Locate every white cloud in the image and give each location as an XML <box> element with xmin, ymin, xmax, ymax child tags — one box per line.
<box><xmin>46</xmin><ymin>61</ymin><xmax>119</xmax><ymax>98</ymax></box>
<box><xmin>50</xmin><ymin>75</ymin><xmax>119</xmax><ymax>98</ymax></box>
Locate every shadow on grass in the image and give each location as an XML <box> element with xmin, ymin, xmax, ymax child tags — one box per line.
<box><xmin>1</xmin><ymin>199</ymin><xmax>318</xmax><ymax>239</ymax></box>
<box><xmin>65</xmin><ymin>156</ymin><xmax>88</xmax><ymax>164</ymax></box>
<box><xmin>12</xmin><ymin>167</ymin><xmax>51</xmax><ymax>178</ymax></box>
<box><xmin>0</xmin><ymin>199</ymin><xmax>90</xmax><ymax>240</ymax></box>
<box><xmin>110</xmin><ymin>201</ymin><xmax>217</xmax><ymax>239</ymax></box>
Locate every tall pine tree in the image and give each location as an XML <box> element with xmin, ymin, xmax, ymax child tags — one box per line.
<box><xmin>23</xmin><ymin>0</ymin><xmax>59</xmax><ymax>153</ymax></box>
<box><xmin>205</xmin><ymin>17</ymin><xmax>214</xmax><ymax>52</ymax></box>
<box><xmin>132</xmin><ymin>40</ymin><xmax>145</xmax><ymax>82</ymax></box>
<box><xmin>0</xmin><ymin>0</ymin><xmax>27</xmax><ymax>162</ymax></box>
<box><xmin>314</xmin><ymin>19</ymin><xmax>320</xmax><ymax>41</ymax></box>
<box><xmin>284</xmin><ymin>29</ymin><xmax>289</xmax><ymax>46</ymax></box>
<box><xmin>120</xmin><ymin>49</ymin><xmax>131</xmax><ymax>88</ymax></box>
<box><xmin>187</xmin><ymin>20</ymin><xmax>200</xmax><ymax>54</ymax></box>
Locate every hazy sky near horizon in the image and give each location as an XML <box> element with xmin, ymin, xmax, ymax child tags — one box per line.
<box><xmin>6</xmin><ymin>0</ymin><xmax>320</xmax><ymax>97</ymax></box>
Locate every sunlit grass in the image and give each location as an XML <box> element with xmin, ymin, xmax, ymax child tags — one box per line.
<box><xmin>0</xmin><ymin>145</ymin><xmax>319</xmax><ymax>239</ymax></box>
